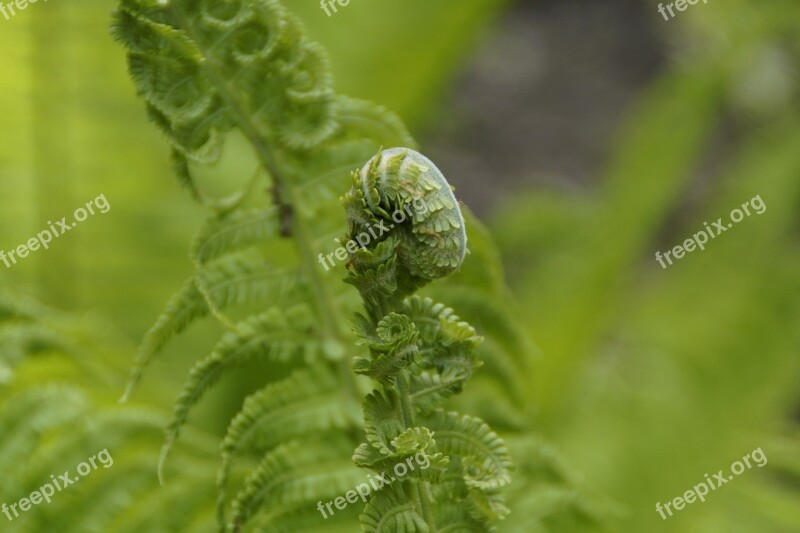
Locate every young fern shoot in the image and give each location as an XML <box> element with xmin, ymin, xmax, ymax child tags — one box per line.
<box><xmin>112</xmin><ymin>0</ymin><xmax>529</xmax><ymax>529</ymax></box>
<box><xmin>343</xmin><ymin>148</ymin><xmax>513</xmax><ymax>531</ymax></box>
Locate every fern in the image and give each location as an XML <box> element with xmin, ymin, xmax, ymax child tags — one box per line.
<box><xmin>229</xmin><ymin>437</ymin><xmax>364</xmax><ymax>531</ymax></box>
<box><xmin>217</xmin><ymin>367</ymin><xmax>361</xmax><ymax>525</ymax></box>
<box><xmin>341</xmin><ymin>147</ymin><xmax>513</xmax><ymax>530</ymax></box>
<box><xmin>158</xmin><ymin>304</ymin><xmax>320</xmax><ymax>481</ymax></box>
<box><xmin>0</xmin><ymin>288</ymin><xmax>222</xmax><ymax>533</ymax></box>
<box><xmin>192</xmin><ymin>207</ymin><xmax>280</xmax><ymax>265</ymax></box>
<box><xmin>360</xmin><ymin>484</ymin><xmax>430</xmax><ymax>533</ymax></box>
<box><xmin>122</xmin><ymin>254</ymin><xmax>302</xmax><ymax>400</ymax></box>
<box><xmin>111</xmin><ymin>1</ymin><xmax>551</xmax><ymax>531</ymax></box>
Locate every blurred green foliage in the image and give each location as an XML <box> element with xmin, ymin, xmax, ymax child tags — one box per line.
<box><xmin>492</xmin><ymin>1</ymin><xmax>800</xmax><ymax>530</ymax></box>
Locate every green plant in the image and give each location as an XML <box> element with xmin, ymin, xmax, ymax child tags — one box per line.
<box><xmin>343</xmin><ymin>147</ymin><xmax>511</xmax><ymax>530</ymax></box>
<box><xmin>491</xmin><ymin>2</ymin><xmax>800</xmax><ymax>530</ymax></box>
<box><xmin>109</xmin><ymin>0</ymin><xmax>596</xmax><ymax>531</ymax></box>
<box><xmin>0</xmin><ymin>289</ymin><xmax>219</xmax><ymax>533</ymax></box>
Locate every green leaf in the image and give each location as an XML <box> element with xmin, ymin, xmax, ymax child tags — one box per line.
<box><xmin>360</xmin><ymin>484</ymin><xmax>430</xmax><ymax>533</ymax></box>
<box><xmin>122</xmin><ymin>255</ymin><xmax>303</xmax><ymax>401</ymax></box>
<box><xmin>426</xmin><ymin>410</ymin><xmax>513</xmax><ymax>491</ymax></box>
<box><xmin>159</xmin><ymin>306</ymin><xmax>319</xmax><ymax>482</ymax></box>
<box><xmin>229</xmin><ymin>439</ymin><xmax>362</xmax><ymax>531</ymax></box>
<box><xmin>217</xmin><ymin>367</ymin><xmax>360</xmax><ymax>528</ymax></box>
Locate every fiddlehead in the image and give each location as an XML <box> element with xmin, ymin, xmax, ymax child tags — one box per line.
<box><xmin>344</xmin><ymin>148</ymin><xmax>512</xmax><ymax>531</ymax></box>
<box><xmin>342</xmin><ymin>147</ymin><xmax>468</xmax><ymax>318</ymax></box>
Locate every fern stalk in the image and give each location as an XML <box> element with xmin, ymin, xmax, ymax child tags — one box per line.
<box><xmin>165</xmin><ymin>2</ymin><xmax>344</xmax><ymax>348</ymax></box>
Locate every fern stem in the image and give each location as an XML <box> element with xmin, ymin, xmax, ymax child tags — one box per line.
<box><xmin>168</xmin><ymin>4</ymin><xmax>360</xmax><ymax>402</ymax></box>
<box><xmin>395</xmin><ymin>369</ymin><xmax>437</xmax><ymax>530</ymax></box>
<box><xmin>396</xmin><ymin>370</ymin><xmax>415</xmax><ymax>427</ymax></box>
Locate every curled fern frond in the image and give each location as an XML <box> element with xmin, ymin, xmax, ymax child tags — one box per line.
<box><xmin>113</xmin><ymin>0</ymin><xmax>337</xmax><ymax>160</ymax></box>
<box><xmin>353</xmin><ymin>313</ymin><xmax>420</xmax><ymax>383</ymax></box>
<box><xmin>343</xmin><ymin>148</ymin><xmax>512</xmax><ymax>529</ymax></box>
<box><xmin>343</xmin><ymin>148</ymin><xmax>468</xmax><ymax>295</ymax></box>
<box><xmin>410</xmin><ymin>369</ymin><xmax>469</xmax><ymax>414</ymax></box>
<box><xmin>358</xmin><ymin>389</ymin><xmax>404</xmax><ymax>458</ymax></box>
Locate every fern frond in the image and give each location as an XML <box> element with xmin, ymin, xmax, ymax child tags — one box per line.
<box><xmin>410</xmin><ymin>369</ymin><xmax>468</xmax><ymax>414</ymax></box>
<box><xmin>111</xmin><ymin>0</ymin><xmax>538</xmax><ymax>528</ymax></box>
<box><xmin>196</xmin><ymin>254</ymin><xmax>304</xmax><ymax>313</ymax></box>
<box><xmin>402</xmin><ymin>296</ymin><xmax>481</xmax><ymax>348</ymax></box>
<box><xmin>353</xmin><ymin>313</ymin><xmax>420</xmax><ymax>383</ymax></box>
<box><xmin>217</xmin><ymin>367</ymin><xmax>360</xmax><ymax>527</ymax></box>
<box><xmin>228</xmin><ymin>439</ymin><xmax>363</xmax><ymax>532</ymax></box>
<box><xmin>0</xmin><ymin>387</ymin><xmax>88</xmax><ymax>493</ymax></box>
<box><xmin>122</xmin><ymin>255</ymin><xmax>302</xmax><ymax>401</ymax></box>
<box><xmin>360</xmin><ymin>483</ymin><xmax>429</xmax><ymax>533</ymax></box>
<box><xmin>159</xmin><ymin>305</ymin><xmax>318</xmax><ymax>481</ymax></box>
<box><xmin>192</xmin><ymin>207</ymin><xmax>281</xmax><ymax>265</ymax></box>
<box><xmin>425</xmin><ymin>410</ymin><xmax>513</xmax><ymax>491</ymax></box>
<box><xmin>335</xmin><ymin>96</ymin><xmax>417</xmax><ymax>148</ymax></box>
<box><xmin>358</xmin><ymin>389</ymin><xmax>404</xmax><ymax>459</ymax></box>
<box><xmin>113</xmin><ymin>0</ymin><xmax>337</xmax><ymax>159</ymax></box>
<box><xmin>121</xmin><ymin>276</ymin><xmax>198</xmax><ymax>401</ymax></box>
<box><xmin>433</xmin><ymin>501</ymin><xmax>494</xmax><ymax>532</ymax></box>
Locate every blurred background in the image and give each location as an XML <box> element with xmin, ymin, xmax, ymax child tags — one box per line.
<box><xmin>0</xmin><ymin>0</ymin><xmax>798</xmax><ymax>531</ymax></box>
